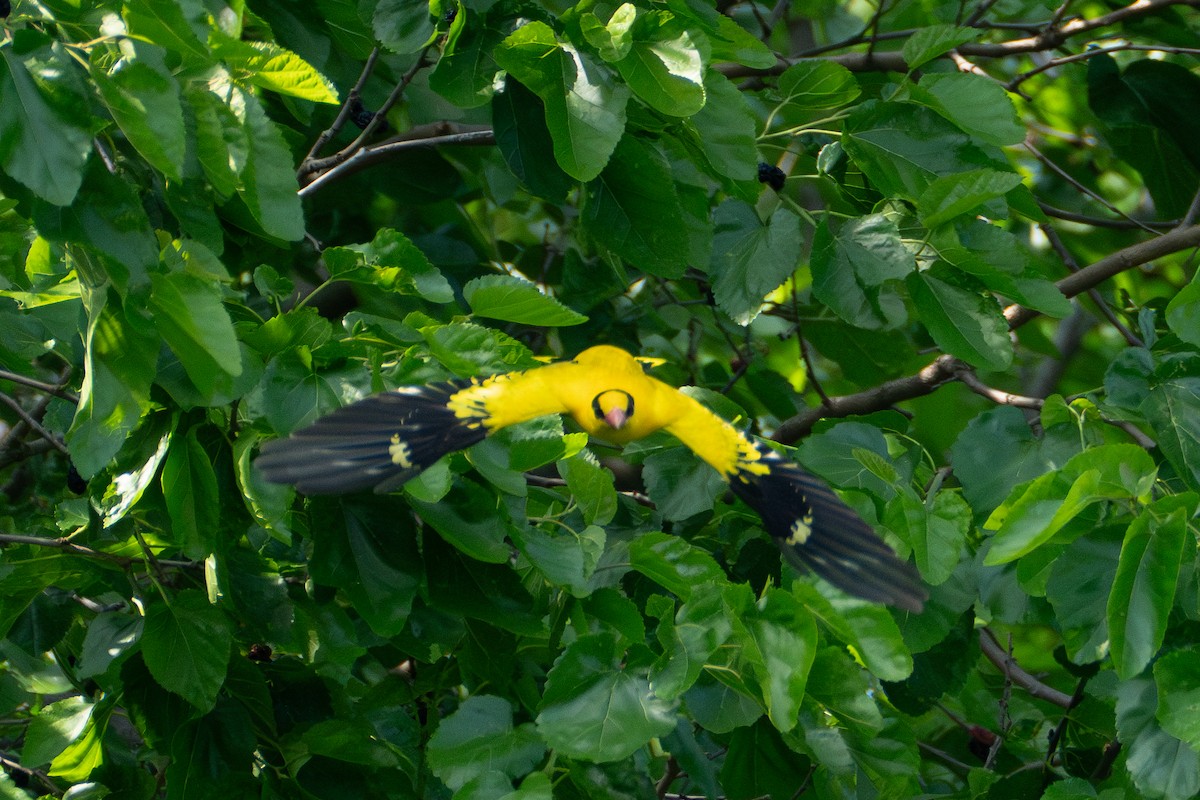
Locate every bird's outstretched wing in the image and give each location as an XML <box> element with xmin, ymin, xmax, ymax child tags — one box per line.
<box><xmin>255</xmin><ymin>382</ymin><xmax>486</xmax><ymax>494</ymax></box>
<box><xmin>663</xmin><ymin>394</ymin><xmax>926</xmax><ymax>612</ymax></box>
<box><xmin>256</xmin><ymin>367</ymin><xmax>574</xmax><ymax>494</ymax></box>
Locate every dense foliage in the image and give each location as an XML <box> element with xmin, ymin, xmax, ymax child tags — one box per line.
<box><xmin>2</xmin><ymin>0</ymin><xmax>1200</xmax><ymax>797</ymax></box>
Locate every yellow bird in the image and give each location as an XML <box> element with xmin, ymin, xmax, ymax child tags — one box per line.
<box><xmin>256</xmin><ymin>345</ymin><xmax>926</xmax><ymax>611</ymax></box>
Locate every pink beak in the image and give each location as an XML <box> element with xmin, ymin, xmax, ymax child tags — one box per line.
<box><xmin>604</xmin><ymin>406</ymin><xmax>628</xmax><ymax>429</ymax></box>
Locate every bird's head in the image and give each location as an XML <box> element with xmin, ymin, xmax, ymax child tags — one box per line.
<box><xmin>592</xmin><ymin>389</ymin><xmax>635</xmax><ymax>431</ymax></box>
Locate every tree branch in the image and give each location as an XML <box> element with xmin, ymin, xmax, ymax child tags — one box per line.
<box><xmin>775</xmin><ymin>224</ymin><xmax>1200</xmax><ymax>442</ymax></box>
<box><xmin>979</xmin><ymin>628</ymin><xmax>1074</xmax><ymax>708</ymax></box>
<box><xmin>298</xmin><ymin>127</ymin><xmax>496</xmax><ymax>198</ymax></box>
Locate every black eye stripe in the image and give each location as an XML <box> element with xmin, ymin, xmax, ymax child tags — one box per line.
<box><xmin>591</xmin><ymin>390</ymin><xmax>634</xmax><ymax>420</ymax></box>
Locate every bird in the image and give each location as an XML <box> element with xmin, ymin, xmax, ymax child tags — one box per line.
<box><xmin>256</xmin><ymin>345</ymin><xmax>927</xmax><ymax>611</ymax></box>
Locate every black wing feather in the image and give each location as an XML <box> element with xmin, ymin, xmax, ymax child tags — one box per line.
<box><xmin>255</xmin><ymin>382</ymin><xmax>487</xmax><ymax>494</ymax></box>
<box><xmin>730</xmin><ymin>450</ymin><xmax>927</xmax><ymax>612</ymax></box>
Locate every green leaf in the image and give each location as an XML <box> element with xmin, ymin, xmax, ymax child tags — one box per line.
<box><xmin>464</xmin><ymin>274</ymin><xmax>587</xmax><ymax>326</ymax></box>
<box><xmin>614</xmin><ymin>16</ymin><xmax>705</xmax><ymax>117</ymax></box>
<box><xmin>1108</xmin><ymin>494</ymin><xmax>1195</xmax><ymax>679</ymax></box>
<box><xmin>581</xmin><ymin>5</ymin><xmax>635</xmax><ymax>61</ymax></box>
<box><xmin>901</xmin><ymin>25</ymin><xmax>978</xmax><ymax>70</ymax></box>
<box><xmin>76</xmin><ymin>612</ymin><xmax>144</xmax><ymax>681</ymax></box>
<box><xmin>917</xmin><ymin>169</ymin><xmax>1025</xmax><ymax>228</ymax></box>
<box><xmin>908</xmin><ymin>270</ymin><xmax>1012</xmax><ymax>371</ymax></box>
<box><xmin>161</xmin><ymin>427</ymin><xmax>220</xmax><ymax>559</ymax></box>
<box><xmin>709</xmin><ymin>15</ymin><xmax>777</xmax><ymax>69</ymax></box>
<box><xmin>373</xmin><ymin>0</ymin><xmax>435</xmax><ymax>54</ymax></box>
<box><xmin>777</xmin><ymin>61</ymin><xmax>860</xmax><ymax>110</ymax></box>
<box><xmin>642</xmin><ymin>446</ymin><xmax>725</xmax><ymax>522</ymax></box>
<box><xmin>725</xmin><ymin>584</ymin><xmax>817</xmax><ymax>731</ymax></box>
<box><xmin>427</xmin><ymin>696</ymin><xmax>546</xmax><ymax>790</ymax></box>
<box><xmin>797</xmin><ymin>583</ymin><xmax>913</xmax><ymax>681</ymax></box>
<box><xmin>1143</xmin><ymin>373</ymin><xmax>1200</xmax><ymax>492</ymax></box>
<box><xmin>1117</xmin><ymin>676</ymin><xmax>1200</xmax><ymax>800</ymax></box>
<box><xmin>558</xmin><ymin>452</ymin><xmax>617</xmax><ymax>526</ymax></box>
<box><xmin>229</xmin><ymin>85</ymin><xmax>305</xmax><ymax>241</ymax></box>
<box><xmin>213</xmin><ymin>38</ymin><xmax>338</xmax><ymax>104</ymax></box>
<box><xmin>67</xmin><ymin>293</ymin><xmax>159</xmax><ymax>477</ymax></box>
<box><xmin>22</xmin><ymin>696</ymin><xmax>93</xmax><ymax>768</ymax></box>
<box><xmin>948</xmin><ymin>405</ymin><xmax>1081</xmax><ymax>513</ymax></box>
<box><xmin>165</xmin><ymin>701</ymin><xmax>256</xmax><ymax>799</ymax></box>
<box><xmin>629</xmin><ymin>532</ymin><xmax>726</xmax><ymax>600</ymax></box>
<box><xmin>424</xmin><ymin>534</ymin><xmax>546</xmax><ymax>636</ymax></box>
<box><xmin>331</xmin><ymin>227</ymin><xmax>454</xmax><ymax>303</ymax></box>
<box><xmin>412</xmin><ymin>480</ymin><xmax>512</xmax><ymax>564</ymax></box>
<box><xmin>710</xmin><ymin>200</ymin><xmax>802</xmax><ymax>325</ymax></box>
<box><xmin>652</xmin><ymin>586</ymin><xmax>731</xmax><ymax>699</ymax></box>
<box><xmin>807</xmin><ymin>647</ymin><xmax>884</xmax><ymax>734</ymax></box>
<box><xmin>309</xmin><ymin>496</ymin><xmax>422</xmax><ymax>637</ymax></box>
<box><xmin>495</xmin><ymin>23</ymin><xmax>629</xmax><ymax>181</ymax></box>
<box><xmin>187</xmin><ymin>87</ymin><xmax>246</xmax><ymax>200</ymax></box>
<box><xmin>687</xmin><ymin>70</ymin><xmax>757</xmax><ymax>182</ymax></box>
<box><xmin>0</xmin><ymin>43</ymin><xmax>92</xmax><ymax>205</ymax></box>
<box><xmin>810</xmin><ymin>214</ymin><xmax>909</xmax><ymax>330</ymax></box>
<box><xmin>537</xmin><ymin>632</ymin><xmax>676</xmax><ymax>762</ymax></box>
<box><xmin>1155</xmin><ymin>645</ymin><xmax>1200</xmax><ymax>750</ymax></box>
<box><xmin>150</xmin><ymin>271</ymin><xmax>242</xmax><ymax>400</ymax></box>
<box><xmin>909</xmin><ymin>73</ymin><xmax>1025</xmax><ymax>146</ymax></box>
<box><xmin>719</xmin><ymin>717</ymin><xmax>812</xmax><ymax>800</ymax></box>
<box><xmin>582</xmin><ymin>135</ymin><xmax>689</xmax><ymax>278</ymax></box>
<box><xmin>429</xmin><ymin>9</ymin><xmax>505</xmax><ymax>108</ymax></box>
<box><xmin>32</xmin><ymin>160</ymin><xmax>158</xmax><ymax>292</ymax></box>
<box><xmin>1088</xmin><ymin>54</ymin><xmax>1200</xmax><ymax>217</ymax></box>
<box><xmin>1046</xmin><ymin>536</ymin><xmax>1120</xmax><ymax>665</ymax></box>
<box><xmin>886</xmin><ymin>491</ymin><xmax>969</xmax><ymax>586</ymax></box>
<box><xmin>985</xmin><ymin>445</ymin><xmax>1158</xmax><ymax>565</ymax></box>
<box><xmin>1166</xmin><ymin>277</ymin><xmax>1200</xmax><ymax>348</ymax></box>
<box><xmin>512</xmin><ymin>523</ymin><xmax>605</xmax><ymax>597</ymax></box>
<box><xmin>843</xmin><ymin>101</ymin><xmax>986</xmax><ymax>201</ymax></box>
<box><xmin>142</xmin><ymin>590</ymin><xmax>233</xmax><ymax>712</ymax></box>
<box><xmin>91</xmin><ymin>44</ymin><xmax>186</xmax><ymax>181</ymax></box>
<box><xmin>492</xmin><ymin>78</ymin><xmax>573</xmax><ymax>201</ymax></box>
<box><xmin>123</xmin><ymin>0</ymin><xmax>210</xmax><ymax>63</ymax></box>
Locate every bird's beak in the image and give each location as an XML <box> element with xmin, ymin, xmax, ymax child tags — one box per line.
<box><xmin>604</xmin><ymin>406</ymin><xmax>628</xmax><ymax>430</ymax></box>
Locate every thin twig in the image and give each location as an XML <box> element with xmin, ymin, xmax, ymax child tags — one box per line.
<box><xmin>298</xmin><ymin>128</ymin><xmax>496</xmax><ymax>197</ymax></box>
<box><xmin>1025</xmin><ymin>141</ymin><xmax>1161</xmax><ymax>234</ymax></box>
<box><xmin>0</xmin><ymin>369</ymin><xmax>79</xmax><ymax>403</ymax></box>
<box><xmin>1039</xmin><ymin>222</ymin><xmax>1142</xmax><ymax>346</ymax></box>
<box><xmin>955</xmin><ymin>368</ymin><xmax>1045</xmax><ymax>409</ymax></box>
<box><xmin>0</xmin><ymin>531</ymin><xmax>197</xmax><ymax>569</ymax></box>
<box><xmin>301</xmin><ymin>47</ymin><xmax>381</xmax><ymax>168</ymax></box>
<box><xmin>0</xmin><ymin>392</ymin><xmax>70</xmax><ymax>456</ymax></box>
<box><xmin>299</xmin><ymin>44</ymin><xmax>435</xmax><ymax>181</ymax></box>
<box><xmin>775</xmin><ymin>224</ymin><xmax>1200</xmax><ymax>442</ymax></box>
<box><xmin>1038</xmin><ymin>202</ymin><xmax>1178</xmax><ymax>231</ymax></box>
<box><xmin>979</xmin><ymin>628</ymin><xmax>1073</xmax><ymax>708</ymax></box>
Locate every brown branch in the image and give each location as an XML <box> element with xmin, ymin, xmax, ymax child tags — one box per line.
<box><xmin>0</xmin><ymin>531</ymin><xmax>198</xmax><ymax>569</ymax></box>
<box><xmin>776</xmin><ymin>224</ymin><xmax>1200</xmax><ymax>442</ymax></box>
<box><xmin>0</xmin><ymin>369</ymin><xmax>79</xmax><ymax>403</ymax></box>
<box><xmin>1038</xmin><ymin>201</ymin><xmax>1178</xmax><ymax>231</ymax></box>
<box><xmin>300</xmin><ymin>47</ymin><xmax>381</xmax><ymax>168</ymax></box>
<box><xmin>726</xmin><ymin>0</ymin><xmax>1200</xmax><ymax>75</ymax></box>
<box><xmin>0</xmin><ymin>392</ymin><xmax>70</xmax><ymax>456</ymax></box>
<box><xmin>299</xmin><ymin>44</ymin><xmax>435</xmax><ymax>181</ymax></box>
<box><xmin>1005</xmin><ymin>223</ymin><xmax>1200</xmax><ymax>328</ymax></box>
<box><xmin>298</xmin><ymin>126</ymin><xmax>496</xmax><ymax>197</ymax></box>
<box><xmin>979</xmin><ymin>628</ymin><xmax>1073</xmax><ymax>708</ymax></box>
<box><xmin>775</xmin><ymin>355</ymin><xmax>959</xmax><ymax>442</ymax></box>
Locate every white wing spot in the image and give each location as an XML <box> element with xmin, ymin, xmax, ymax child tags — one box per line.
<box><xmin>787</xmin><ymin>509</ymin><xmax>814</xmax><ymax>546</ymax></box>
<box><xmin>389</xmin><ymin>434</ymin><xmax>413</xmax><ymax>468</ymax></box>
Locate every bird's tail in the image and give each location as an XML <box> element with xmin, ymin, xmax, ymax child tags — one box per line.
<box><xmin>255</xmin><ymin>382</ymin><xmax>487</xmax><ymax>494</ymax></box>
<box><xmin>729</xmin><ymin>451</ymin><xmax>927</xmax><ymax>612</ymax></box>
